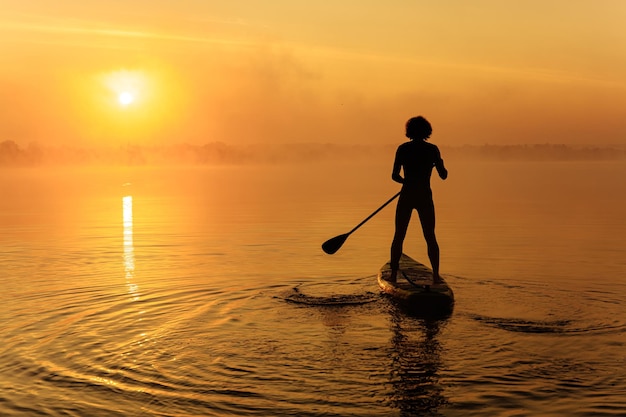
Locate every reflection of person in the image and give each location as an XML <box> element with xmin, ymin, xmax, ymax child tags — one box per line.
<box><xmin>388</xmin><ymin>312</ymin><xmax>447</xmax><ymax>415</ymax></box>
<box><xmin>389</xmin><ymin>116</ymin><xmax>448</xmax><ymax>283</ymax></box>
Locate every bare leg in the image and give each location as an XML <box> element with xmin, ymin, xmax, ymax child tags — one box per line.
<box><xmin>418</xmin><ymin>200</ymin><xmax>443</xmax><ymax>283</ymax></box>
<box><xmin>390</xmin><ymin>196</ymin><xmax>412</xmax><ymax>282</ymax></box>
<box><xmin>426</xmin><ymin>234</ymin><xmax>442</xmax><ymax>283</ymax></box>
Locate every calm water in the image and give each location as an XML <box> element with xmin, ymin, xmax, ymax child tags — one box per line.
<box><xmin>1</xmin><ymin>160</ymin><xmax>625</xmax><ymax>416</ymax></box>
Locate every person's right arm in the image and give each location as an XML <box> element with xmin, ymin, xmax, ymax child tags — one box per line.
<box><xmin>391</xmin><ymin>148</ymin><xmax>404</xmax><ymax>184</ymax></box>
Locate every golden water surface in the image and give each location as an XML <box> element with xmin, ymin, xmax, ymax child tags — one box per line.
<box><xmin>1</xmin><ymin>161</ymin><xmax>625</xmax><ymax>416</ymax></box>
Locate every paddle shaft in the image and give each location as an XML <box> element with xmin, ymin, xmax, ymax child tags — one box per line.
<box><xmin>347</xmin><ymin>191</ymin><xmax>401</xmax><ymax>235</ymax></box>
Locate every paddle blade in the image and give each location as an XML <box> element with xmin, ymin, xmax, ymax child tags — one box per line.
<box><xmin>322</xmin><ymin>233</ymin><xmax>350</xmax><ymax>255</ymax></box>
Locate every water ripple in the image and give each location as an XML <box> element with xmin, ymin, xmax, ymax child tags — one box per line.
<box><xmin>469</xmin><ymin>312</ymin><xmax>626</xmax><ymax>335</ymax></box>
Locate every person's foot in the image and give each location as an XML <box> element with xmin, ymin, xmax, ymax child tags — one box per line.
<box><xmin>388</xmin><ymin>270</ymin><xmax>398</xmax><ymax>283</ymax></box>
<box><xmin>432</xmin><ymin>275</ymin><xmax>444</xmax><ymax>285</ymax></box>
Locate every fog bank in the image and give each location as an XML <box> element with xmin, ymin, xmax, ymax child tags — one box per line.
<box><xmin>2</xmin><ymin>140</ymin><xmax>625</xmax><ymax>167</ymax></box>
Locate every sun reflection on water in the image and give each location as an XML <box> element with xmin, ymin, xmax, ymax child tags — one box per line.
<box><xmin>122</xmin><ymin>193</ymin><xmax>139</xmax><ymax>301</ymax></box>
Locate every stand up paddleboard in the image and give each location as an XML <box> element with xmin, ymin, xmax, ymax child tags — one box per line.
<box><xmin>378</xmin><ymin>253</ymin><xmax>454</xmax><ymax>309</ymax></box>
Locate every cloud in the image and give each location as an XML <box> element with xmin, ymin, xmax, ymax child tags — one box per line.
<box><xmin>0</xmin><ymin>18</ymin><xmax>257</xmax><ymax>49</ymax></box>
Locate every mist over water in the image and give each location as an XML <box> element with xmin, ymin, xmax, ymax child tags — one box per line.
<box><xmin>2</xmin><ymin>139</ymin><xmax>626</xmax><ymax>167</ymax></box>
<box><xmin>1</xmin><ymin>159</ymin><xmax>625</xmax><ymax>416</ymax></box>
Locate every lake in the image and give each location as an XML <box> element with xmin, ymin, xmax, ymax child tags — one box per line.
<box><xmin>1</xmin><ymin>159</ymin><xmax>625</xmax><ymax>416</ymax></box>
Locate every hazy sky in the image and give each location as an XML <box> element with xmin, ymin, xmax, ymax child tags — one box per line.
<box><xmin>1</xmin><ymin>1</ymin><xmax>625</xmax><ymax>147</ymax></box>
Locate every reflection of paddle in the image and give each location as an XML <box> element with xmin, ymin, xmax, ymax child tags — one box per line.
<box><xmin>322</xmin><ymin>191</ymin><xmax>401</xmax><ymax>254</ymax></box>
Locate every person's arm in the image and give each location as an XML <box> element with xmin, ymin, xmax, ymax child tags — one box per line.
<box><xmin>391</xmin><ymin>148</ymin><xmax>404</xmax><ymax>184</ymax></box>
<box><xmin>435</xmin><ymin>148</ymin><xmax>448</xmax><ymax>180</ymax></box>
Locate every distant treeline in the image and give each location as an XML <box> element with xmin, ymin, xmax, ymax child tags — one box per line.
<box><xmin>443</xmin><ymin>144</ymin><xmax>626</xmax><ymax>161</ymax></box>
<box><xmin>1</xmin><ymin>139</ymin><xmax>625</xmax><ymax>167</ymax></box>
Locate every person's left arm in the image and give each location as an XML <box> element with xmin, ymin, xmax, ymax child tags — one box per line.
<box><xmin>434</xmin><ymin>147</ymin><xmax>448</xmax><ymax>180</ymax></box>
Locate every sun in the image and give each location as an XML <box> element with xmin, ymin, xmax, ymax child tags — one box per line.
<box><xmin>118</xmin><ymin>91</ymin><xmax>135</xmax><ymax>107</ymax></box>
<box><xmin>85</xmin><ymin>67</ymin><xmax>187</xmax><ymax>144</ymax></box>
<box><xmin>100</xmin><ymin>69</ymin><xmax>148</xmax><ymax>109</ymax></box>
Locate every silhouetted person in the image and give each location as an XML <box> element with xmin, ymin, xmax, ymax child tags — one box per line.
<box><xmin>390</xmin><ymin>116</ymin><xmax>447</xmax><ymax>283</ymax></box>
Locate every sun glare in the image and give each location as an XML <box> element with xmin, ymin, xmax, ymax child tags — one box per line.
<box><xmin>84</xmin><ymin>66</ymin><xmax>186</xmax><ymax>144</ymax></box>
<box><xmin>101</xmin><ymin>69</ymin><xmax>148</xmax><ymax>109</ymax></box>
<box><xmin>118</xmin><ymin>91</ymin><xmax>134</xmax><ymax>107</ymax></box>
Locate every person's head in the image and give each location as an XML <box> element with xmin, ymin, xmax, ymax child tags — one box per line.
<box><xmin>405</xmin><ymin>116</ymin><xmax>432</xmax><ymax>140</ymax></box>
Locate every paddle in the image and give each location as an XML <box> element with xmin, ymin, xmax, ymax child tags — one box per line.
<box><xmin>322</xmin><ymin>191</ymin><xmax>401</xmax><ymax>254</ymax></box>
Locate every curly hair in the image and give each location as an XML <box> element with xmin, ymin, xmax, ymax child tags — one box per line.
<box><xmin>405</xmin><ymin>116</ymin><xmax>432</xmax><ymax>140</ymax></box>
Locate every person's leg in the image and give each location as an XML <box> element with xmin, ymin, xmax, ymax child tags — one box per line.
<box><xmin>417</xmin><ymin>200</ymin><xmax>442</xmax><ymax>283</ymax></box>
<box><xmin>390</xmin><ymin>196</ymin><xmax>412</xmax><ymax>282</ymax></box>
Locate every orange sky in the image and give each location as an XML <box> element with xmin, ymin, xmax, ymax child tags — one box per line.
<box><xmin>1</xmin><ymin>1</ymin><xmax>625</xmax><ymax>147</ymax></box>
